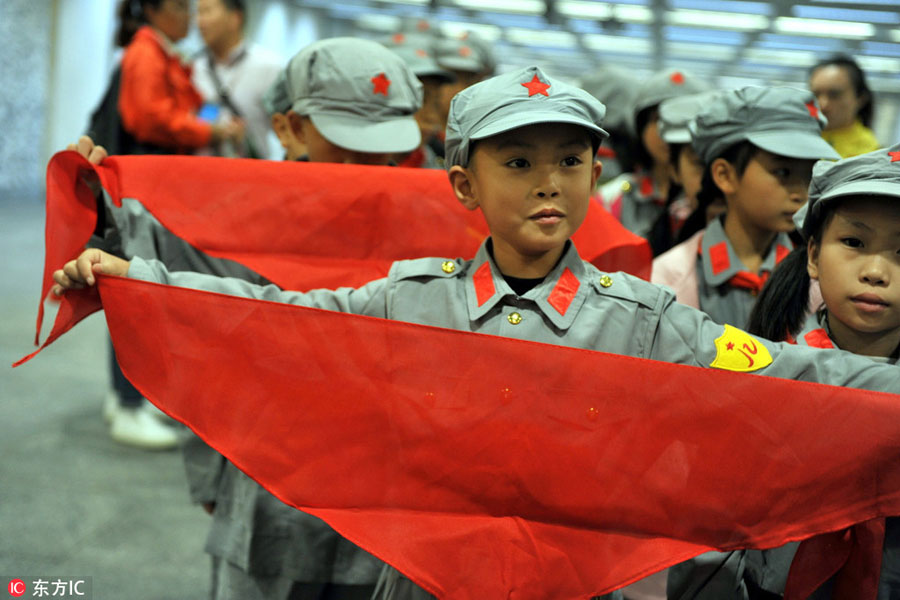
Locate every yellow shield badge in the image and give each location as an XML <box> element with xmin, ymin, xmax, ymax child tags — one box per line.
<box><xmin>710</xmin><ymin>324</ymin><xmax>774</xmax><ymax>373</ymax></box>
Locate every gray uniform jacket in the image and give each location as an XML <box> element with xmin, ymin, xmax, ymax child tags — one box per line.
<box><xmin>599</xmin><ymin>172</ymin><xmax>666</xmax><ymax>241</ymax></box>
<box><xmin>94</xmin><ymin>195</ymin><xmax>383</xmax><ymax>586</ymax></box>
<box><xmin>126</xmin><ymin>238</ymin><xmax>899</xmax><ymax>600</ymax></box>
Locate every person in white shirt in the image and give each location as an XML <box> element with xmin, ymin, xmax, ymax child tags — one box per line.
<box><xmin>192</xmin><ymin>0</ymin><xmax>282</xmax><ymax>159</ymax></box>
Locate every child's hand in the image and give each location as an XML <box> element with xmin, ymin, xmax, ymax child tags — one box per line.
<box><xmin>66</xmin><ymin>135</ymin><xmax>108</xmax><ymax>165</ymax></box>
<box><xmin>51</xmin><ymin>249</ymin><xmax>130</xmax><ymax>296</ymax></box>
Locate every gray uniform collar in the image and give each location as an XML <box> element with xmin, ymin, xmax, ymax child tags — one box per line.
<box><xmin>795</xmin><ymin>310</ymin><xmax>898</xmax><ymax>364</ymax></box>
<box><xmin>700</xmin><ymin>217</ymin><xmax>793</xmax><ymax>287</ymax></box>
<box><xmin>465</xmin><ymin>239</ymin><xmax>590</xmax><ymax>330</ymax></box>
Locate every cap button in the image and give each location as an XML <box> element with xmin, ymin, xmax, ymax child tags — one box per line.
<box><xmin>599</xmin><ymin>275</ymin><xmax>613</xmax><ymax>288</ymax></box>
<box><xmin>441</xmin><ymin>261</ymin><xmax>456</xmax><ymax>274</ymax></box>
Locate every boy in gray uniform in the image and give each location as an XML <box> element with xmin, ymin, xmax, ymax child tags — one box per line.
<box><xmin>56</xmin><ymin>66</ymin><xmax>900</xmax><ymax>599</ymax></box>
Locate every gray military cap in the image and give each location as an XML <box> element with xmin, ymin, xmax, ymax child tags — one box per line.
<box><xmin>380</xmin><ymin>32</ymin><xmax>454</xmax><ymax>82</ymax></box>
<box><xmin>578</xmin><ymin>64</ymin><xmax>639</xmax><ymax>133</ymax></box>
<box><xmin>286</xmin><ymin>37</ymin><xmax>423</xmax><ymax>154</ymax></box>
<box><xmin>633</xmin><ymin>68</ymin><xmax>710</xmax><ymax>116</ymax></box>
<box><xmin>262</xmin><ymin>69</ymin><xmax>291</xmax><ymax>117</ymax></box>
<box><xmin>794</xmin><ymin>143</ymin><xmax>900</xmax><ymax>238</ymax></box>
<box><xmin>658</xmin><ymin>91</ymin><xmax>719</xmax><ymax>145</ymax></box>
<box><xmin>689</xmin><ymin>86</ymin><xmax>840</xmax><ymax>166</ymax></box>
<box><xmin>445</xmin><ymin>66</ymin><xmax>608</xmax><ymax>170</ymax></box>
<box><xmin>434</xmin><ymin>32</ymin><xmax>496</xmax><ymax>75</ymax></box>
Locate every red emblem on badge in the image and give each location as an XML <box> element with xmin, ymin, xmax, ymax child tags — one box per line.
<box><xmin>521</xmin><ymin>74</ymin><xmax>550</xmax><ymax>97</ymax></box>
<box><xmin>371</xmin><ymin>73</ymin><xmax>391</xmax><ymax>96</ymax></box>
<box><xmin>670</xmin><ymin>71</ymin><xmax>685</xmax><ymax>85</ymax></box>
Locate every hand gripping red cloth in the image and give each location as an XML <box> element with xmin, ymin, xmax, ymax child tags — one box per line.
<box><xmin>17</xmin><ymin>152</ymin><xmax>651</xmax><ymax>365</ymax></box>
<box><xmin>79</xmin><ymin>273</ymin><xmax>899</xmax><ymax>599</ymax></box>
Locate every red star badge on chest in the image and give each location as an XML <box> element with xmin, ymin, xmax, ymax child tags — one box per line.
<box><xmin>371</xmin><ymin>73</ymin><xmax>391</xmax><ymax>96</ymax></box>
<box><xmin>670</xmin><ymin>71</ymin><xmax>685</xmax><ymax>85</ymax></box>
<box><xmin>806</xmin><ymin>102</ymin><xmax>820</xmax><ymax>119</ymax></box>
<box><xmin>889</xmin><ymin>151</ymin><xmax>900</xmax><ymax>163</ymax></box>
<box><xmin>521</xmin><ymin>74</ymin><xmax>550</xmax><ymax>97</ymax></box>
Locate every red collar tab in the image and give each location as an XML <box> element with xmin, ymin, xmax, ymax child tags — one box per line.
<box><xmin>371</xmin><ymin>73</ymin><xmax>391</xmax><ymax>96</ymax></box>
<box><xmin>889</xmin><ymin>151</ymin><xmax>900</xmax><ymax>163</ymax></box>
<box><xmin>806</xmin><ymin>102</ymin><xmax>820</xmax><ymax>120</ymax></box>
<box><xmin>775</xmin><ymin>244</ymin><xmax>790</xmax><ymax>265</ymax></box>
<box><xmin>670</xmin><ymin>71</ymin><xmax>685</xmax><ymax>85</ymax></box>
<box><xmin>803</xmin><ymin>328</ymin><xmax>835</xmax><ymax>349</ymax></box>
<box><xmin>547</xmin><ymin>268</ymin><xmax>581</xmax><ymax>316</ymax></box>
<box><xmin>709</xmin><ymin>241</ymin><xmax>731</xmax><ymax>276</ymax></box>
<box><xmin>521</xmin><ymin>74</ymin><xmax>551</xmax><ymax>97</ymax></box>
<box><xmin>473</xmin><ymin>261</ymin><xmax>496</xmax><ymax>307</ymax></box>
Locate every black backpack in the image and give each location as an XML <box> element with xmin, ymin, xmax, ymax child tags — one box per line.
<box><xmin>86</xmin><ymin>65</ymin><xmax>170</xmax><ymax>156</ymax></box>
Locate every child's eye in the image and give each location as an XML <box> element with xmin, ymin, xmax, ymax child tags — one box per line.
<box><xmin>561</xmin><ymin>156</ymin><xmax>582</xmax><ymax>167</ymax></box>
<box><xmin>506</xmin><ymin>158</ymin><xmax>529</xmax><ymax>168</ymax></box>
<box><xmin>840</xmin><ymin>237</ymin><xmax>863</xmax><ymax>248</ymax></box>
<box><xmin>772</xmin><ymin>168</ymin><xmax>790</xmax><ymax>180</ymax></box>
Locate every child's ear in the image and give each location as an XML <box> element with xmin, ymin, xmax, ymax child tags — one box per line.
<box><xmin>449</xmin><ymin>165</ymin><xmax>478</xmax><ymax>211</ymax></box>
<box><xmin>591</xmin><ymin>160</ymin><xmax>603</xmax><ymax>187</ymax></box>
<box><xmin>710</xmin><ymin>157</ymin><xmax>738</xmax><ymax>196</ymax></box>
<box><xmin>287</xmin><ymin>111</ymin><xmax>307</xmax><ymax>144</ymax></box>
<box><xmin>270</xmin><ymin>114</ymin><xmax>291</xmax><ymax>147</ymax></box>
<box><xmin>807</xmin><ymin>237</ymin><xmax>820</xmax><ymax>280</ymax></box>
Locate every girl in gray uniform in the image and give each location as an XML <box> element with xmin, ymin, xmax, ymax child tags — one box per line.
<box><xmin>652</xmin><ymin>86</ymin><xmax>840</xmax><ymax>330</ymax></box>
<box><xmin>54</xmin><ymin>68</ymin><xmax>900</xmax><ymax>600</ymax></box>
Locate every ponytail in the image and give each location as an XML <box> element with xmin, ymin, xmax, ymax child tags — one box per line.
<box><xmin>746</xmin><ymin>245</ymin><xmax>811</xmax><ymax>341</ymax></box>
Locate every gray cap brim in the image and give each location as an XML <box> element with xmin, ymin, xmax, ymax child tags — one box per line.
<box><xmin>747</xmin><ymin>130</ymin><xmax>840</xmax><ymax>161</ymax></box>
<box><xmin>661</xmin><ymin>127</ymin><xmax>691</xmax><ymax>145</ymax></box>
<box><xmin>794</xmin><ymin>178</ymin><xmax>900</xmax><ymax>233</ymax></box>
<box><xmin>470</xmin><ymin>110</ymin><xmax>608</xmax><ymax>143</ymax></box>
<box><xmin>310</xmin><ymin>113</ymin><xmax>422</xmax><ymax>154</ymax></box>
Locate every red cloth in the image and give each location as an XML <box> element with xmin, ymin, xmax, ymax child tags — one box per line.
<box><xmin>15</xmin><ymin>152</ymin><xmax>900</xmax><ymax>598</ymax></box>
<box><xmin>84</xmin><ymin>272</ymin><xmax>900</xmax><ymax>599</ymax></box>
<box><xmin>18</xmin><ymin>151</ymin><xmax>651</xmax><ymax>363</ymax></box>
<box><xmin>119</xmin><ymin>27</ymin><xmax>211</xmax><ymax>150</ymax></box>
<box><xmin>784</xmin><ymin>331</ymin><xmax>886</xmax><ymax>600</ymax></box>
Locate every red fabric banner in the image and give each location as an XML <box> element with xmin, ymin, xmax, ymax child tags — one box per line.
<box><xmin>19</xmin><ymin>152</ymin><xmax>650</xmax><ymax>365</ymax></box>
<box><xmin>89</xmin><ymin>273</ymin><xmax>900</xmax><ymax>599</ymax></box>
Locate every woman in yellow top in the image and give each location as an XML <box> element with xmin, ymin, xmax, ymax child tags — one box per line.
<box><xmin>809</xmin><ymin>55</ymin><xmax>880</xmax><ymax>158</ymax></box>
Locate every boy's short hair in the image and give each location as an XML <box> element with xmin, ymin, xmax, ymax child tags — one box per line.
<box><xmin>445</xmin><ymin>66</ymin><xmax>608</xmax><ymax>170</ymax></box>
<box><xmin>794</xmin><ymin>142</ymin><xmax>900</xmax><ymax>239</ymax></box>
<box><xmin>285</xmin><ymin>37</ymin><xmax>424</xmax><ymax>154</ymax></box>
<box><xmin>689</xmin><ymin>86</ymin><xmax>840</xmax><ymax>166</ymax></box>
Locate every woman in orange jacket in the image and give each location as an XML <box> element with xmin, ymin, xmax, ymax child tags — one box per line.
<box><xmin>116</xmin><ymin>0</ymin><xmax>242</xmax><ymax>153</ymax></box>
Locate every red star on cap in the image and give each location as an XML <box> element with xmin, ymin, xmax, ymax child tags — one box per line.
<box><xmin>670</xmin><ymin>71</ymin><xmax>685</xmax><ymax>85</ymax></box>
<box><xmin>889</xmin><ymin>151</ymin><xmax>900</xmax><ymax>163</ymax></box>
<box><xmin>371</xmin><ymin>72</ymin><xmax>391</xmax><ymax>96</ymax></box>
<box><xmin>392</xmin><ymin>33</ymin><xmax>405</xmax><ymax>44</ymax></box>
<box><xmin>806</xmin><ymin>102</ymin><xmax>820</xmax><ymax>119</ymax></box>
<box><xmin>415</xmin><ymin>48</ymin><xmax>427</xmax><ymax>57</ymax></box>
<box><xmin>521</xmin><ymin>74</ymin><xmax>551</xmax><ymax>97</ymax></box>
<box><xmin>459</xmin><ymin>45</ymin><xmax>472</xmax><ymax>57</ymax></box>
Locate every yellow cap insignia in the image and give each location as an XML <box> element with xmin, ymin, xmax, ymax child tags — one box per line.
<box><xmin>710</xmin><ymin>324</ymin><xmax>773</xmax><ymax>373</ymax></box>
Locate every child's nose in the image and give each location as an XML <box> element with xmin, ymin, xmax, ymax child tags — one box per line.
<box><xmin>860</xmin><ymin>256</ymin><xmax>889</xmax><ymax>285</ymax></box>
<box><xmin>534</xmin><ymin>171</ymin><xmax>561</xmax><ymax>198</ymax></box>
